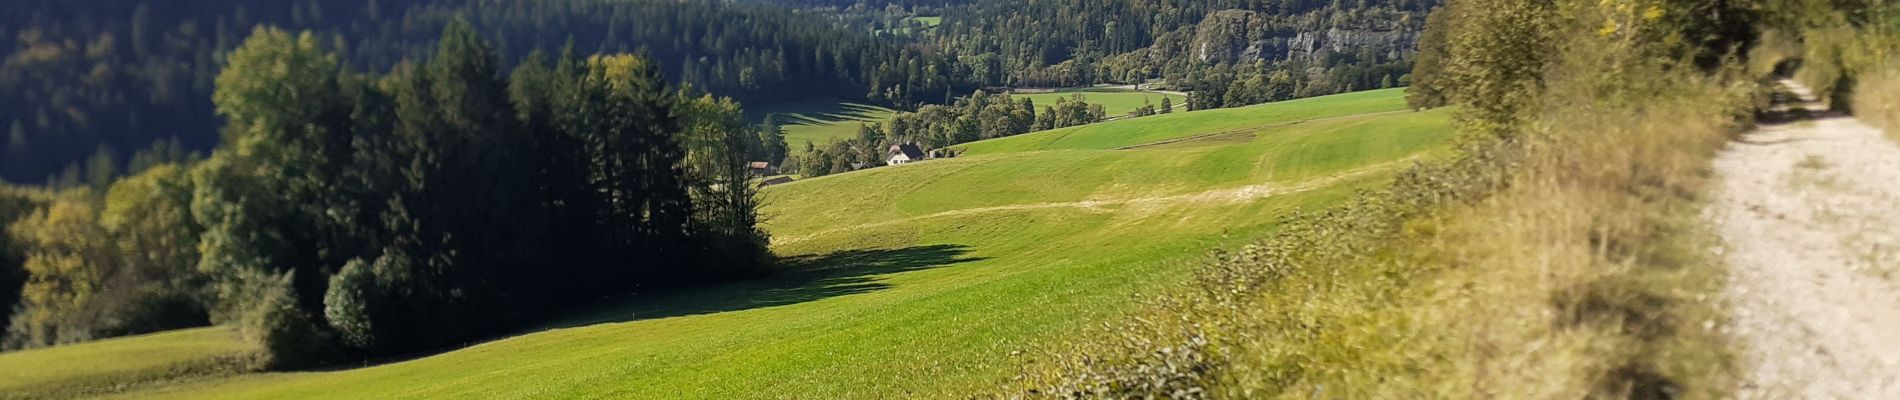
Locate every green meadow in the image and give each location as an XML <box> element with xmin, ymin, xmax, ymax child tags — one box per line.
<box><xmin>1014</xmin><ymin>88</ymin><xmax>1189</xmax><ymax>117</ymax></box>
<box><xmin>0</xmin><ymin>327</ymin><xmax>246</xmax><ymax>399</ymax></box>
<box><xmin>962</xmin><ymin>88</ymin><xmax>1410</xmax><ymax>154</ymax></box>
<box><xmin>747</xmin><ymin>100</ymin><xmax>898</xmax><ymax>151</ymax></box>
<box><xmin>0</xmin><ymin>89</ymin><xmax>1453</xmax><ymax>399</ymax></box>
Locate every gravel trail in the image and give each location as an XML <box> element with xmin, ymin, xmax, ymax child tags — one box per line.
<box><xmin>1716</xmin><ymin>79</ymin><xmax>1900</xmax><ymax>398</ymax></box>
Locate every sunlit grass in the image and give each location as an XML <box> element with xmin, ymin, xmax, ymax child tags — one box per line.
<box><xmin>1012</xmin><ymin>89</ymin><xmax>1188</xmax><ymax>117</ymax></box>
<box><xmin>0</xmin><ymin>327</ymin><xmax>247</xmax><ymax>399</ymax></box>
<box><xmin>746</xmin><ymin>99</ymin><xmax>897</xmax><ymax>152</ymax></box>
<box><xmin>1</xmin><ymin>91</ymin><xmax>1454</xmax><ymax>399</ymax></box>
<box><xmin>960</xmin><ymin>88</ymin><xmax>1410</xmax><ymax>155</ymax></box>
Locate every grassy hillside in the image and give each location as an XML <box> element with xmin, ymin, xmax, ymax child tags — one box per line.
<box><xmin>747</xmin><ymin>100</ymin><xmax>898</xmax><ymax>151</ymax></box>
<box><xmin>1014</xmin><ymin>89</ymin><xmax>1188</xmax><ymax>117</ymax></box>
<box><xmin>1</xmin><ymin>90</ymin><xmax>1453</xmax><ymax>399</ymax></box>
<box><xmin>963</xmin><ymin>88</ymin><xmax>1407</xmax><ymax>155</ymax></box>
<box><xmin>0</xmin><ymin>327</ymin><xmax>246</xmax><ymax>399</ymax></box>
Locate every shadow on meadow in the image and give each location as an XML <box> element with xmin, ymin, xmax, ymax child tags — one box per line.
<box><xmin>542</xmin><ymin>244</ymin><xmax>985</xmax><ymax>329</ymax></box>
<box><xmin>764</xmin><ymin>102</ymin><xmax>890</xmax><ymax>127</ymax></box>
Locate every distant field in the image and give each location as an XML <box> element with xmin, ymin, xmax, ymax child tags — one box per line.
<box><xmin>1</xmin><ymin>89</ymin><xmax>1454</xmax><ymax>399</ymax></box>
<box><xmin>878</xmin><ymin>16</ymin><xmax>941</xmax><ymax>36</ymax></box>
<box><xmin>747</xmin><ymin>100</ymin><xmax>897</xmax><ymax>152</ymax></box>
<box><xmin>749</xmin><ymin>89</ymin><xmax>1189</xmax><ymax>155</ymax></box>
<box><xmin>962</xmin><ymin>88</ymin><xmax>1409</xmax><ymax>155</ymax></box>
<box><xmin>1013</xmin><ymin>89</ymin><xmax>1187</xmax><ymax>117</ymax></box>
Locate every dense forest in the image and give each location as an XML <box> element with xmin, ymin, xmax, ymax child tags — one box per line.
<box><xmin>4</xmin><ymin>0</ymin><xmax>1435</xmax><ymax>185</ymax></box>
<box><xmin>781</xmin><ymin>0</ymin><xmax>1434</xmax><ymax>104</ymax></box>
<box><xmin>0</xmin><ymin>21</ymin><xmax>774</xmax><ymax>368</ymax></box>
<box><xmin>918</xmin><ymin>0</ymin><xmax>1431</xmax><ymax>104</ymax></box>
<box><xmin>768</xmin><ymin>0</ymin><xmax>1434</xmax><ymax>173</ymax></box>
<box><xmin>0</xmin><ymin>0</ymin><xmax>969</xmax><ymax>184</ymax></box>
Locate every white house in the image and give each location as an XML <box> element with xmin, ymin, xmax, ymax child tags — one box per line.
<box><xmin>887</xmin><ymin>143</ymin><xmax>925</xmax><ymax>165</ymax></box>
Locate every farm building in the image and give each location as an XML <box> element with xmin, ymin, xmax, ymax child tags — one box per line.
<box><xmin>747</xmin><ymin>161</ymin><xmax>775</xmax><ymax>177</ymax></box>
<box><xmin>887</xmin><ymin>143</ymin><xmax>926</xmax><ymax>165</ymax></box>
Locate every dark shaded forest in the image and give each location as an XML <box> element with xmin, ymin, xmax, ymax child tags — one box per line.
<box><xmin>0</xmin><ymin>21</ymin><xmax>775</xmax><ymax>369</ymax></box>
<box><xmin>1</xmin><ymin>0</ymin><xmax>969</xmax><ymax>183</ymax></box>
<box><xmin>918</xmin><ymin>0</ymin><xmax>1432</xmax><ymax>104</ymax></box>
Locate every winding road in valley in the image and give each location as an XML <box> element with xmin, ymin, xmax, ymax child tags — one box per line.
<box><xmin>1715</xmin><ymin>80</ymin><xmax>1900</xmax><ymax>398</ymax></box>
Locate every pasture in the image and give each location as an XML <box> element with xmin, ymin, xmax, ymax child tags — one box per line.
<box><xmin>1012</xmin><ymin>88</ymin><xmax>1188</xmax><ymax>117</ymax></box>
<box><xmin>747</xmin><ymin>100</ymin><xmax>898</xmax><ymax>151</ymax></box>
<box><xmin>0</xmin><ymin>89</ymin><xmax>1452</xmax><ymax>399</ymax></box>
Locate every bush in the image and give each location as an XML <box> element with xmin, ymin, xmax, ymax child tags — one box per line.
<box><xmin>322</xmin><ymin>258</ymin><xmax>378</xmax><ymax>351</ymax></box>
<box><xmin>236</xmin><ymin>271</ymin><xmax>332</xmax><ymax>370</ymax></box>
<box><xmin>1851</xmin><ymin>66</ymin><xmax>1900</xmax><ymax>140</ymax></box>
<box><xmin>1783</xmin><ymin>2</ymin><xmax>1900</xmax><ymax>139</ymax></box>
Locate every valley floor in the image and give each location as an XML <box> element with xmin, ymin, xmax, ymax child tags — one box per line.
<box><xmin>1716</xmin><ymin>80</ymin><xmax>1900</xmax><ymax>397</ymax></box>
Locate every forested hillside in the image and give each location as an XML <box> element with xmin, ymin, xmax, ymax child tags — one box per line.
<box><xmin>919</xmin><ymin>0</ymin><xmax>1432</xmax><ymax>106</ymax></box>
<box><xmin>780</xmin><ymin>0</ymin><xmax>1434</xmax><ymax>105</ymax></box>
<box><xmin>3</xmin><ymin>0</ymin><xmax>1433</xmax><ymax>186</ymax></box>
<box><xmin>0</xmin><ymin>21</ymin><xmax>774</xmax><ymax>373</ymax></box>
<box><xmin>1</xmin><ymin>0</ymin><xmax>968</xmax><ymax>183</ymax></box>
<box><xmin>761</xmin><ymin>0</ymin><xmax>1437</xmax><ymax>176</ymax></box>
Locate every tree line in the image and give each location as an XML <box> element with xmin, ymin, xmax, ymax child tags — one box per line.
<box><xmin>915</xmin><ymin>0</ymin><xmax>1431</xmax><ymax>108</ymax></box>
<box><xmin>786</xmin><ymin>92</ymin><xmax>1113</xmax><ymax>178</ymax></box>
<box><xmin>1</xmin><ymin>0</ymin><xmax>971</xmax><ymax>184</ymax></box>
<box><xmin>0</xmin><ymin>22</ymin><xmax>773</xmax><ymax>369</ymax></box>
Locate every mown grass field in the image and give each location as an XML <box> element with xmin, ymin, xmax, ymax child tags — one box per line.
<box><xmin>0</xmin><ymin>327</ymin><xmax>246</xmax><ymax>399</ymax></box>
<box><xmin>746</xmin><ymin>100</ymin><xmax>897</xmax><ymax>151</ymax></box>
<box><xmin>964</xmin><ymin>88</ymin><xmax>1409</xmax><ymax>154</ymax></box>
<box><xmin>1014</xmin><ymin>89</ymin><xmax>1188</xmax><ymax>117</ymax></box>
<box><xmin>0</xmin><ymin>89</ymin><xmax>1454</xmax><ymax>399</ymax></box>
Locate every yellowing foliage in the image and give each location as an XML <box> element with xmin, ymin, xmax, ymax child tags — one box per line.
<box><xmin>587</xmin><ymin>54</ymin><xmax>654</xmax><ymax>94</ymax></box>
<box><xmin>5</xmin><ymin>196</ymin><xmax>110</xmax><ymax>348</ymax></box>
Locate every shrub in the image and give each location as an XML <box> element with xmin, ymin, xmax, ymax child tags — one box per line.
<box><xmin>322</xmin><ymin>258</ymin><xmax>378</xmax><ymax>351</ymax></box>
<box><xmin>1851</xmin><ymin>66</ymin><xmax>1900</xmax><ymax>140</ymax></box>
<box><xmin>236</xmin><ymin>271</ymin><xmax>332</xmax><ymax>370</ymax></box>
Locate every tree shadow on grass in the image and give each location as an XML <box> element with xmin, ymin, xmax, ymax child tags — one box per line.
<box><xmin>764</xmin><ymin>102</ymin><xmax>890</xmax><ymax>127</ymax></box>
<box><xmin>288</xmin><ymin>246</ymin><xmax>981</xmax><ymax>372</ymax></box>
<box><xmin>538</xmin><ymin>244</ymin><xmax>984</xmax><ymax>330</ymax></box>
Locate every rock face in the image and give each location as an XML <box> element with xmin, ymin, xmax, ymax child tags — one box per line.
<box><xmin>1286</xmin><ymin>28</ymin><xmax>1416</xmax><ymax>61</ymax></box>
<box><xmin>1188</xmin><ymin>9</ymin><xmax>1418</xmax><ymax>65</ymax></box>
<box><xmin>1191</xmin><ymin>10</ymin><xmax>1268</xmax><ymax>64</ymax></box>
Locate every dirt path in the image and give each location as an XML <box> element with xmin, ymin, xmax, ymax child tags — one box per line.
<box><xmin>1715</xmin><ymin>79</ymin><xmax>1900</xmax><ymax>398</ymax></box>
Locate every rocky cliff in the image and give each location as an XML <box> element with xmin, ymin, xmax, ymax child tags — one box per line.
<box><xmin>1187</xmin><ymin>9</ymin><xmax>1420</xmax><ymax>65</ymax></box>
